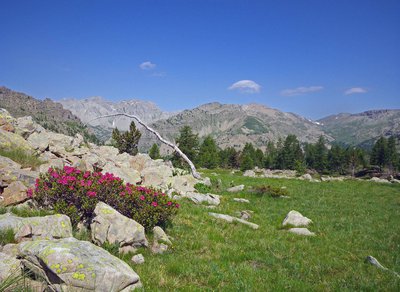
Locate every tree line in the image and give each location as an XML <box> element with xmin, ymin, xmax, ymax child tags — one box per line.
<box><xmin>149</xmin><ymin>126</ymin><xmax>399</xmax><ymax>175</ymax></box>
<box><xmin>111</xmin><ymin>123</ymin><xmax>399</xmax><ymax>175</ymax></box>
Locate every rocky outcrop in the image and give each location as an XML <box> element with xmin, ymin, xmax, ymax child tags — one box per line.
<box><xmin>0</xmin><ymin>213</ymin><xmax>73</xmax><ymax>242</ymax></box>
<box><xmin>17</xmin><ymin>237</ymin><xmax>142</xmax><ymax>291</ymax></box>
<box><xmin>91</xmin><ymin>202</ymin><xmax>148</xmax><ymax>250</ymax></box>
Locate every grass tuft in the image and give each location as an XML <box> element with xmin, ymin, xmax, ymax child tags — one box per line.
<box><xmin>0</xmin><ymin>147</ymin><xmax>44</xmax><ymax>169</ymax></box>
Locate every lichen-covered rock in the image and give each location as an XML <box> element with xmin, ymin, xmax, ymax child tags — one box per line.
<box><xmin>208</xmin><ymin>212</ymin><xmax>259</xmax><ymax>230</ymax></box>
<box><xmin>0</xmin><ymin>128</ymin><xmax>34</xmax><ymax>153</ymax></box>
<box><xmin>151</xmin><ymin>243</ymin><xmax>169</xmax><ymax>254</ymax></box>
<box><xmin>0</xmin><ymin>167</ymin><xmax>39</xmax><ymax>187</ymax></box>
<box><xmin>169</xmin><ymin>175</ymin><xmax>198</xmax><ymax>194</ymax></box>
<box><xmin>0</xmin><ymin>252</ymin><xmax>22</xmax><ymax>282</ymax></box>
<box><xmin>0</xmin><ymin>213</ymin><xmax>73</xmax><ymax>242</ymax></box>
<box><xmin>0</xmin><ymin>180</ymin><xmax>28</xmax><ymax>206</ymax></box>
<box><xmin>141</xmin><ymin>165</ymin><xmax>173</xmax><ymax>188</ymax></box>
<box><xmin>17</xmin><ymin>237</ymin><xmax>142</xmax><ymax>291</ymax></box>
<box><xmin>15</xmin><ymin>116</ymin><xmax>45</xmax><ymax>138</ymax></box>
<box><xmin>243</xmin><ymin>170</ymin><xmax>256</xmax><ymax>177</ymax></box>
<box><xmin>131</xmin><ymin>254</ymin><xmax>145</xmax><ymax>265</ymax></box>
<box><xmin>91</xmin><ymin>202</ymin><xmax>148</xmax><ymax>249</ymax></box>
<box><xmin>282</xmin><ymin>210</ymin><xmax>312</xmax><ymax>227</ymax></box>
<box><xmin>39</xmin><ymin>158</ymin><xmax>64</xmax><ymax>173</ymax></box>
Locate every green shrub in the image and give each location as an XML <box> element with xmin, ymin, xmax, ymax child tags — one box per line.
<box><xmin>250</xmin><ymin>185</ymin><xmax>288</xmax><ymax>198</ymax></box>
<box><xmin>112</xmin><ymin>121</ymin><xmax>141</xmax><ymax>155</ymax></box>
<box><xmin>194</xmin><ymin>183</ymin><xmax>212</xmax><ymax>194</ymax></box>
<box><xmin>30</xmin><ymin>166</ymin><xmax>179</xmax><ymax>230</ymax></box>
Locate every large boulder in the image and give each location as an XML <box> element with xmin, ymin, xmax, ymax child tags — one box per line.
<box><xmin>14</xmin><ymin>116</ymin><xmax>45</xmax><ymax>138</ymax></box>
<box><xmin>0</xmin><ymin>213</ymin><xmax>73</xmax><ymax>242</ymax></box>
<box><xmin>282</xmin><ymin>210</ymin><xmax>313</xmax><ymax>227</ymax></box>
<box><xmin>227</xmin><ymin>184</ymin><xmax>245</xmax><ymax>192</ymax></box>
<box><xmin>101</xmin><ymin>162</ymin><xmax>141</xmax><ymax>185</ymax></box>
<box><xmin>91</xmin><ymin>202</ymin><xmax>148</xmax><ymax>249</ymax></box>
<box><xmin>18</xmin><ymin>237</ymin><xmax>142</xmax><ymax>291</ymax></box>
<box><xmin>141</xmin><ymin>165</ymin><xmax>173</xmax><ymax>188</ymax></box>
<box><xmin>0</xmin><ymin>181</ymin><xmax>28</xmax><ymax>206</ymax></box>
<box><xmin>0</xmin><ymin>129</ymin><xmax>34</xmax><ymax>153</ymax></box>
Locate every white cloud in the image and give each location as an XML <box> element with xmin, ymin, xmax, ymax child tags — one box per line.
<box><xmin>344</xmin><ymin>87</ymin><xmax>368</xmax><ymax>95</ymax></box>
<box><xmin>280</xmin><ymin>86</ymin><xmax>324</xmax><ymax>96</ymax></box>
<box><xmin>139</xmin><ymin>61</ymin><xmax>156</xmax><ymax>70</ymax></box>
<box><xmin>228</xmin><ymin>80</ymin><xmax>261</xmax><ymax>93</ymax></box>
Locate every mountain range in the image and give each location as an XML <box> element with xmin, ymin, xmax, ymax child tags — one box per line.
<box><xmin>1</xmin><ymin>86</ymin><xmax>399</xmax><ymax>150</ymax></box>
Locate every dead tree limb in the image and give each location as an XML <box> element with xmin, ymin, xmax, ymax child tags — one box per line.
<box><xmin>90</xmin><ymin>113</ymin><xmax>201</xmax><ymax>179</ymax></box>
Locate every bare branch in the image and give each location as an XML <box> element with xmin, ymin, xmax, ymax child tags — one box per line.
<box><xmin>89</xmin><ymin>113</ymin><xmax>201</xmax><ymax>179</ymax></box>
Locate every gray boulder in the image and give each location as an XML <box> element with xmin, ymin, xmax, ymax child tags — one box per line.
<box><xmin>209</xmin><ymin>212</ymin><xmax>259</xmax><ymax>230</ymax></box>
<box><xmin>101</xmin><ymin>162</ymin><xmax>141</xmax><ymax>185</ymax></box>
<box><xmin>233</xmin><ymin>198</ymin><xmax>250</xmax><ymax>203</ymax></box>
<box><xmin>282</xmin><ymin>210</ymin><xmax>312</xmax><ymax>227</ymax></box>
<box><xmin>91</xmin><ymin>202</ymin><xmax>148</xmax><ymax>249</ymax></box>
<box><xmin>18</xmin><ymin>237</ymin><xmax>142</xmax><ymax>291</ymax></box>
<box><xmin>153</xmin><ymin>226</ymin><xmax>172</xmax><ymax>245</ymax></box>
<box><xmin>181</xmin><ymin>192</ymin><xmax>220</xmax><ymax>206</ymax></box>
<box><xmin>0</xmin><ymin>180</ymin><xmax>28</xmax><ymax>206</ymax></box>
<box><xmin>0</xmin><ymin>213</ymin><xmax>73</xmax><ymax>242</ymax></box>
<box><xmin>243</xmin><ymin>170</ymin><xmax>256</xmax><ymax>177</ymax></box>
<box><xmin>131</xmin><ymin>254</ymin><xmax>145</xmax><ymax>265</ymax></box>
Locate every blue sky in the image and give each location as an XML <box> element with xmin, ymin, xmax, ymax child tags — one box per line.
<box><xmin>0</xmin><ymin>0</ymin><xmax>399</xmax><ymax>119</ymax></box>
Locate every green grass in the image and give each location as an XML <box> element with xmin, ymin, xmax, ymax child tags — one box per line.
<box><xmin>128</xmin><ymin>169</ymin><xmax>400</xmax><ymax>291</ymax></box>
<box><xmin>1</xmin><ymin>169</ymin><xmax>399</xmax><ymax>290</ymax></box>
<box><xmin>0</xmin><ymin>228</ymin><xmax>16</xmax><ymax>245</ymax></box>
<box><xmin>0</xmin><ymin>147</ymin><xmax>44</xmax><ymax>169</ymax></box>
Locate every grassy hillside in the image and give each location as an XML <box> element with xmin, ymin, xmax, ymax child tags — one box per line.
<box><xmin>130</xmin><ymin>170</ymin><xmax>400</xmax><ymax>290</ymax></box>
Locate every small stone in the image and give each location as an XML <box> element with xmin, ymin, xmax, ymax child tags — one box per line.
<box><xmin>233</xmin><ymin>198</ymin><xmax>250</xmax><ymax>203</ymax></box>
<box><xmin>288</xmin><ymin>228</ymin><xmax>315</xmax><ymax>236</ymax></box>
<box><xmin>235</xmin><ymin>210</ymin><xmax>252</xmax><ymax>220</ymax></box>
<box><xmin>153</xmin><ymin>226</ymin><xmax>172</xmax><ymax>245</ymax></box>
<box><xmin>152</xmin><ymin>243</ymin><xmax>168</xmax><ymax>254</ymax></box>
<box><xmin>227</xmin><ymin>185</ymin><xmax>245</xmax><ymax>192</ymax></box>
<box><xmin>1</xmin><ymin>181</ymin><xmax>28</xmax><ymax>206</ymax></box>
<box><xmin>119</xmin><ymin>245</ymin><xmax>138</xmax><ymax>255</ymax></box>
<box><xmin>282</xmin><ymin>210</ymin><xmax>312</xmax><ymax>227</ymax></box>
<box><xmin>131</xmin><ymin>254</ymin><xmax>145</xmax><ymax>265</ymax></box>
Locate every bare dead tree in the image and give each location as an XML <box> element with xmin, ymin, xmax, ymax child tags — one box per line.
<box><xmin>90</xmin><ymin>113</ymin><xmax>201</xmax><ymax>179</ymax></box>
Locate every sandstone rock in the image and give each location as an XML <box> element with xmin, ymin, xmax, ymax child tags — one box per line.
<box><xmin>91</xmin><ymin>202</ymin><xmax>148</xmax><ymax>249</ymax></box>
<box><xmin>102</xmin><ymin>162</ymin><xmax>141</xmax><ymax>185</ymax></box>
<box><xmin>209</xmin><ymin>212</ymin><xmax>259</xmax><ymax>229</ymax></box>
<box><xmin>18</xmin><ymin>237</ymin><xmax>142</xmax><ymax>291</ymax></box>
<box><xmin>0</xmin><ymin>213</ymin><xmax>73</xmax><ymax>242</ymax></box>
<box><xmin>288</xmin><ymin>228</ymin><xmax>315</xmax><ymax>236</ymax></box>
<box><xmin>153</xmin><ymin>226</ymin><xmax>172</xmax><ymax>245</ymax></box>
<box><xmin>182</xmin><ymin>192</ymin><xmax>220</xmax><ymax>205</ymax></box>
<box><xmin>0</xmin><ymin>252</ymin><xmax>22</xmax><ymax>282</ymax></box>
<box><xmin>0</xmin><ymin>181</ymin><xmax>28</xmax><ymax>206</ymax></box>
<box><xmin>227</xmin><ymin>184</ymin><xmax>245</xmax><ymax>192</ymax></box>
<box><xmin>131</xmin><ymin>254</ymin><xmax>145</xmax><ymax>265</ymax></box>
<box><xmin>282</xmin><ymin>210</ymin><xmax>312</xmax><ymax>227</ymax></box>
<box><xmin>233</xmin><ymin>198</ymin><xmax>250</xmax><ymax>203</ymax></box>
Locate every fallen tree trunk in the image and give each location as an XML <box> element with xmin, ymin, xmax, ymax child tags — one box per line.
<box><xmin>90</xmin><ymin>113</ymin><xmax>201</xmax><ymax>179</ymax></box>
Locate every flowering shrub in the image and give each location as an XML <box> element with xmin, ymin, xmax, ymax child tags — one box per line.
<box><xmin>30</xmin><ymin>166</ymin><xmax>179</xmax><ymax>229</ymax></box>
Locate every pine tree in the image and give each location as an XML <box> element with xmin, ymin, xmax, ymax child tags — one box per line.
<box><xmin>197</xmin><ymin>136</ymin><xmax>219</xmax><ymax>169</ymax></box>
<box><xmin>370</xmin><ymin>136</ymin><xmax>388</xmax><ymax>170</ymax></box>
<box><xmin>387</xmin><ymin>136</ymin><xmax>398</xmax><ymax>173</ymax></box>
<box><xmin>240</xmin><ymin>153</ymin><xmax>254</xmax><ymax>171</ymax></box>
<box><xmin>327</xmin><ymin>144</ymin><xmax>346</xmax><ymax>174</ymax></box>
<box><xmin>112</xmin><ymin>121</ymin><xmax>141</xmax><ymax>156</ymax></box>
<box><xmin>264</xmin><ymin>141</ymin><xmax>277</xmax><ymax>169</ymax></box>
<box><xmin>314</xmin><ymin>136</ymin><xmax>328</xmax><ymax>172</ymax></box>
<box><xmin>172</xmin><ymin>126</ymin><xmax>199</xmax><ymax>168</ymax></box>
<box><xmin>149</xmin><ymin>143</ymin><xmax>161</xmax><ymax>159</ymax></box>
<box><xmin>276</xmin><ymin>135</ymin><xmax>304</xmax><ymax>170</ymax></box>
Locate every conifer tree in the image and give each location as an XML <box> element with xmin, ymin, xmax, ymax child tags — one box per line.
<box><xmin>112</xmin><ymin>121</ymin><xmax>141</xmax><ymax>156</ymax></box>
<box><xmin>149</xmin><ymin>143</ymin><xmax>161</xmax><ymax>159</ymax></box>
<box><xmin>197</xmin><ymin>136</ymin><xmax>219</xmax><ymax>169</ymax></box>
<box><xmin>172</xmin><ymin>126</ymin><xmax>199</xmax><ymax>168</ymax></box>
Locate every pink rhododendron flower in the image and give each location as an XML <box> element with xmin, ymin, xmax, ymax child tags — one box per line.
<box><xmin>175</xmin><ymin>203</ymin><xmax>180</xmax><ymax>208</ymax></box>
<box><xmin>140</xmin><ymin>195</ymin><xmax>145</xmax><ymax>201</ymax></box>
<box><xmin>151</xmin><ymin>202</ymin><xmax>158</xmax><ymax>207</ymax></box>
<box><xmin>87</xmin><ymin>191</ymin><xmax>97</xmax><ymax>197</ymax></box>
<box><xmin>167</xmin><ymin>201</ymin><xmax>172</xmax><ymax>206</ymax></box>
<box><xmin>83</xmin><ymin>171</ymin><xmax>90</xmax><ymax>179</ymax></box>
<box><xmin>26</xmin><ymin>189</ymin><xmax>33</xmax><ymax>198</ymax></box>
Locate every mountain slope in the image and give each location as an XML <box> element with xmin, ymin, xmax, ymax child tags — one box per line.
<box><xmin>60</xmin><ymin>96</ymin><xmax>175</xmax><ymax>141</ymax></box>
<box><xmin>318</xmin><ymin>109</ymin><xmax>400</xmax><ymax>148</ymax></box>
<box><xmin>0</xmin><ymin>86</ymin><xmax>97</xmax><ymax>142</ymax></box>
<box><xmin>142</xmin><ymin>102</ymin><xmax>331</xmax><ymax>150</ymax></box>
